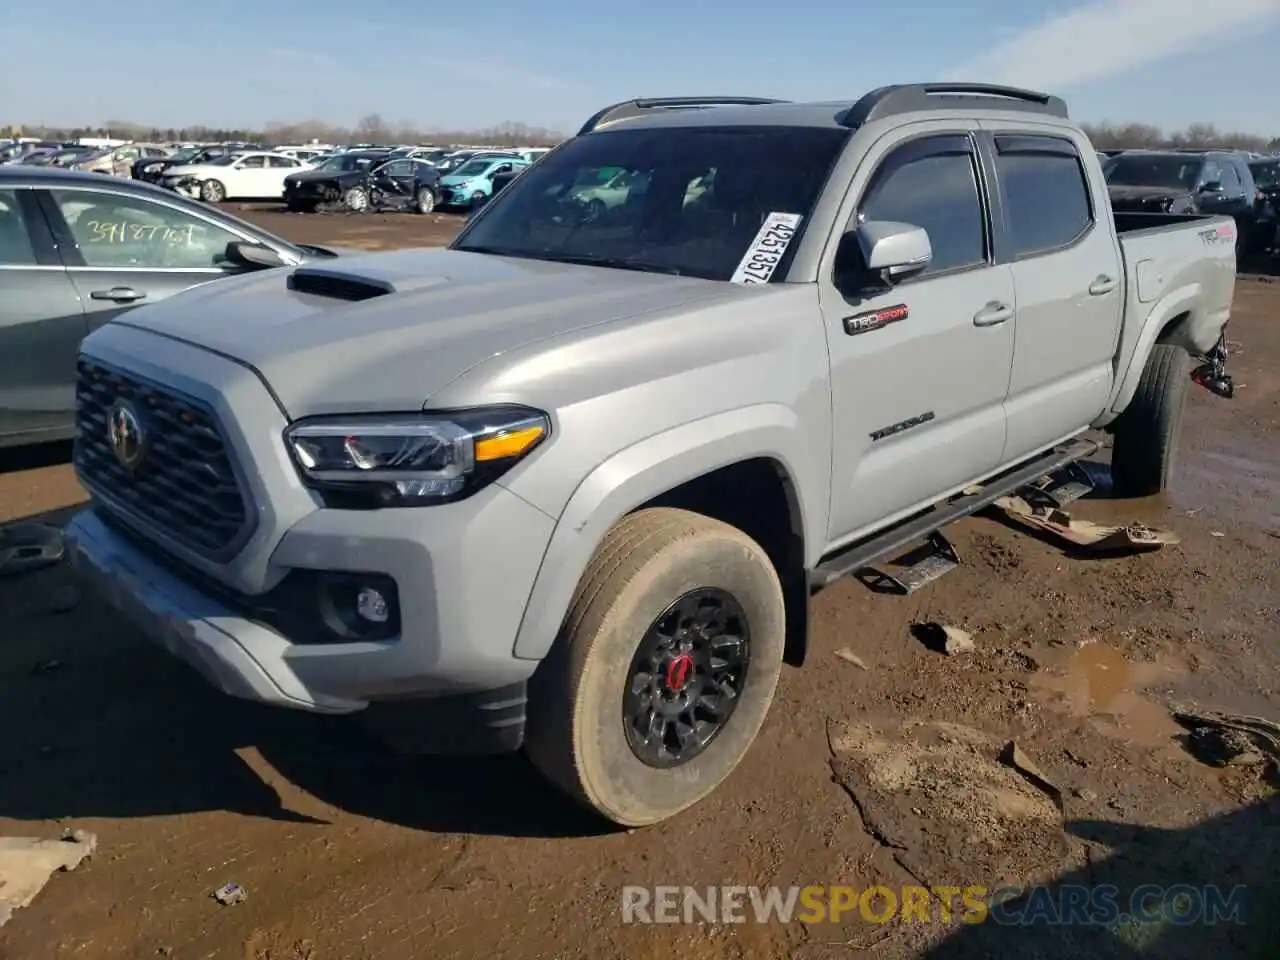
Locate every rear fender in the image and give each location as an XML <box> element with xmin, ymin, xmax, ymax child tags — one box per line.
<box><xmin>1104</xmin><ymin>283</ymin><xmax>1205</xmax><ymax>421</ymax></box>
<box><xmin>510</xmin><ymin>404</ymin><xmax>818</xmax><ymax>662</ymax></box>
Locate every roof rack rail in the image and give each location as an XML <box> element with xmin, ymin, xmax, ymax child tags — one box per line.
<box><xmin>577</xmin><ymin>97</ymin><xmax>789</xmax><ymax>136</ymax></box>
<box><xmin>840</xmin><ymin>83</ymin><xmax>1069</xmax><ymax>128</ymax></box>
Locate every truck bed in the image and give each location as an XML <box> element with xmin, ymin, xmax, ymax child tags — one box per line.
<box><xmin>1112</xmin><ymin>211</ymin><xmax>1217</xmax><ymax>235</ymax></box>
<box><xmin>1106</xmin><ymin>210</ymin><xmax>1237</xmax><ymax>416</ymax></box>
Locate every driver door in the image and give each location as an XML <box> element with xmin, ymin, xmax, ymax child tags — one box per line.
<box><xmin>818</xmin><ymin>128</ymin><xmax>1016</xmax><ymax>542</ymax></box>
<box><xmin>39</xmin><ymin>187</ymin><xmax>251</xmax><ymax>332</ymax></box>
<box><xmin>226</xmin><ymin>155</ymin><xmax>268</xmax><ymax>198</ymax></box>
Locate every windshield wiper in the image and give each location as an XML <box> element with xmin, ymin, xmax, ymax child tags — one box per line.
<box><xmin>532</xmin><ymin>252</ymin><xmax>683</xmax><ymax>276</ymax></box>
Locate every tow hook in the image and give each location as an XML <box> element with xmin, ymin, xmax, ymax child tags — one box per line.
<box><xmin>1191</xmin><ymin>334</ymin><xmax>1234</xmax><ymax>399</ymax></box>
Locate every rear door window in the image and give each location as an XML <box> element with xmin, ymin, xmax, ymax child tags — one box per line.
<box><xmin>0</xmin><ymin>189</ymin><xmax>38</xmax><ymax>265</ymax></box>
<box><xmin>994</xmin><ymin>137</ymin><xmax>1093</xmax><ymax>258</ymax></box>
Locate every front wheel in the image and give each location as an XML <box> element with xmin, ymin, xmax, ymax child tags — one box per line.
<box><xmin>524</xmin><ymin>508</ymin><xmax>785</xmax><ymax>827</ymax></box>
<box><xmin>344</xmin><ymin>186</ymin><xmax>369</xmax><ymax>212</ymax></box>
<box><xmin>1110</xmin><ymin>343</ymin><xmax>1190</xmax><ymax>497</ymax></box>
<box><xmin>200</xmin><ymin>179</ymin><xmax>225</xmax><ymax>203</ymax></box>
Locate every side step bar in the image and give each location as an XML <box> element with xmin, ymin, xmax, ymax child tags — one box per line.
<box><xmin>810</xmin><ymin>438</ymin><xmax>1099</xmax><ymax>591</ymax></box>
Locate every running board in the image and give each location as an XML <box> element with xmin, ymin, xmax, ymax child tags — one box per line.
<box><xmin>1018</xmin><ymin>460</ymin><xmax>1096</xmax><ymax>510</ymax></box>
<box><xmin>810</xmin><ymin>438</ymin><xmax>1099</xmax><ymax>591</ymax></box>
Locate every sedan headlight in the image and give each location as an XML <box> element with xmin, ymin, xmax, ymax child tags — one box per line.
<box><xmin>285</xmin><ymin>406</ymin><xmax>549</xmax><ymax>507</ymax></box>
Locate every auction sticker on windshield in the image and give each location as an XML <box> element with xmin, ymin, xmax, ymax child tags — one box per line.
<box><xmin>730</xmin><ymin>212</ymin><xmax>803</xmax><ymax>285</ymax></box>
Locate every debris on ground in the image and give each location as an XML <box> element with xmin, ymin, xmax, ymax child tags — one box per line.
<box><xmin>213</xmin><ymin>882</ymin><xmax>247</xmax><ymax>905</ymax></box>
<box><xmin>829</xmin><ymin>720</ymin><xmax>1068</xmax><ymax>890</ymax></box>
<box><xmin>0</xmin><ymin>831</ymin><xmax>97</xmax><ymax>927</ymax></box>
<box><xmin>833</xmin><ymin>647</ymin><xmax>868</xmax><ymax>669</ymax></box>
<box><xmin>912</xmin><ymin>622</ymin><xmax>975</xmax><ymax>656</ymax></box>
<box><xmin>999</xmin><ymin>742</ymin><xmax>1065</xmax><ymax>813</ymax></box>
<box><xmin>0</xmin><ymin>522</ymin><xmax>66</xmax><ymax>578</ymax></box>
<box><xmin>1173</xmin><ymin>707</ymin><xmax>1280</xmax><ymax>770</ymax></box>
<box><xmin>990</xmin><ymin>496</ymin><xmax>1179</xmax><ymax>553</ymax></box>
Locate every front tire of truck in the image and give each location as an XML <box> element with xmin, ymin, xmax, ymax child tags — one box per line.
<box><xmin>524</xmin><ymin>507</ymin><xmax>785</xmax><ymax>827</ymax></box>
<box><xmin>1110</xmin><ymin>342</ymin><xmax>1190</xmax><ymax>497</ymax></box>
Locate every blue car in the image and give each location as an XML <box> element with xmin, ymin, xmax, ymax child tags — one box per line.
<box><xmin>437</xmin><ymin>155</ymin><xmax>530</xmax><ymax>209</ymax></box>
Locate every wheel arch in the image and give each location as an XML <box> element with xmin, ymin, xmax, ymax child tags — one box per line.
<box><xmin>511</xmin><ymin>407</ymin><xmax>820</xmax><ymax>666</ymax></box>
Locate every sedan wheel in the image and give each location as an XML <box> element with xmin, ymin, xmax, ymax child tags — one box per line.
<box><xmin>200</xmin><ymin>180</ymin><xmax>226</xmax><ymax>203</ymax></box>
<box><xmin>344</xmin><ymin>186</ymin><xmax>369</xmax><ymax>212</ymax></box>
<box><xmin>415</xmin><ymin>187</ymin><xmax>436</xmax><ymax>214</ymax></box>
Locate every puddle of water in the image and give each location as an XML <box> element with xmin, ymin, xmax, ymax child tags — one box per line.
<box><xmin>1031</xmin><ymin>642</ymin><xmax>1187</xmax><ymax>748</ymax></box>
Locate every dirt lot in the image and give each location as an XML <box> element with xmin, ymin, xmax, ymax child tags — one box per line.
<box><xmin>1</xmin><ymin>210</ymin><xmax>1277</xmax><ymax>960</ymax></box>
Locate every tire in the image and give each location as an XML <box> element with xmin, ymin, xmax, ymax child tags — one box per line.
<box><xmin>200</xmin><ymin>179</ymin><xmax>225</xmax><ymax>203</ymax></box>
<box><xmin>524</xmin><ymin>507</ymin><xmax>785</xmax><ymax>827</ymax></box>
<box><xmin>344</xmin><ymin>186</ymin><xmax>369</xmax><ymax>212</ymax></box>
<box><xmin>415</xmin><ymin>187</ymin><xmax>436</xmax><ymax>214</ymax></box>
<box><xmin>1110</xmin><ymin>343</ymin><xmax>1190</xmax><ymax>497</ymax></box>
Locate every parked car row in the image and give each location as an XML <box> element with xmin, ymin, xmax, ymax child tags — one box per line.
<box><xmin>1101</xmin><ymin>147</ymin><xmax>1280</xmax><ymax>256</ymax></box>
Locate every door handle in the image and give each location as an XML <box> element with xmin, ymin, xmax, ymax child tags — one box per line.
<box><xmin>89</xmin><ymin>287</ymin><xmax>147</xmax><ymax>303</ymax></box>
<box><xmin>972</xmin><ymin>301</ymin><xmax>1013</xmax><ymax>327</ymax></box>
<box><xmin>1088</xmin><ymin>275</ymin><xmax>1117</xmax><ymax>296</ymax></box>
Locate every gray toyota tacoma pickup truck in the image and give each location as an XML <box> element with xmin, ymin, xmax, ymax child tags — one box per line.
<box><xmin>65</xmin><ymin>84</ymin><xmax>1238</xmax><ymax>827</ymax></box>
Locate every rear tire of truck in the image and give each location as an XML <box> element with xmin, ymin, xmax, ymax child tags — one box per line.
<box><xmin>524</xmin><ymin>507</ymin><xmax>785</xmax><ymax>827</ymax></box>
<box><xmin>1110</xmin><ymin>342</ymin><xmax>1190</xmax><ymax>497</ymax></box>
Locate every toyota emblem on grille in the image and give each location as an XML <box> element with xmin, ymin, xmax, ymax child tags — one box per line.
<box><xmin>107</xmin><ymin>400</ymin><xmax>147</xmax><ymax>470</ymax></box>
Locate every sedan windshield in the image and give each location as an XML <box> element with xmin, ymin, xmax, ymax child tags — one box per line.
<box><xmin>1103</xmin><ymin>155</ymin><xmax>1203</xmax><ymax>191</ymax></box>
<box><xmin>453</xmin><ymin>125</ymin><xmax>846</xmax><ymax>282</ymax></box>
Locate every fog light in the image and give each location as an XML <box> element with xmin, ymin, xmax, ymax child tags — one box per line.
<box><xmin>315</xmin><ymin>572</ymin><xmax>401</xmax><ymax>642</ymax></box>
<box><xmin>356</xmin><ymin>587</ymin><xmax>389</xmax><ymax>623</ymax></box>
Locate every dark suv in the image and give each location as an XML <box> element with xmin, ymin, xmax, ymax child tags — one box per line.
<box><xmin>1247</xmin><ymin>157</ymin><xmax>1279</xmax><ymax>254</ymax></box>
<box><xmin>1103</xmin><ymin>150</ymin><xmax>1262</xmax><ymax>255</ymax></box>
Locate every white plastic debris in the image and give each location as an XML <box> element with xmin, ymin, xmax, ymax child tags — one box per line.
<box><xmin>0</xmin><ymin>831</ymin><xmax>97</xmax><ymax>927</ymax></box>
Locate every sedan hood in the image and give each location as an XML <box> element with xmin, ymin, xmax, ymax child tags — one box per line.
<box><xmin>105</xmin><ymin>248</ymin><xmax>752</xmax><ymax>418</ymax></box>
<box><xmin>286</xmin><ymin>168</ymin><xmax>356</xmax><ymax>185</ymax></box>
<box><xmin>163</xmin><ymin>163</ymin><xmax>222</xmax><ymax>178</ymax></box>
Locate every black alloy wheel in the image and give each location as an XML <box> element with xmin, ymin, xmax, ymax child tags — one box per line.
<box><xmin>622</xmin><ymin>587</ymin><xmax>751</xmax><ymax>768</ymax></box>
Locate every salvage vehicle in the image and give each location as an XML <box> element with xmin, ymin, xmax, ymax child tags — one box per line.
<box><xmin>72</xmin><ymin>144</ymin><xmax>172</xmax><ymax>178</ymax></box>
<box><xmin>284</xmin><ymin>154</ymin><xmax>439</xmax><ymax>213</ymax></box>
<box><xmin>1246</xmin><ymin>157</ymin><xmax>1279</xmax><ymax>253</ymax></box>
<box><xmin>282</xmin><ymin>150</ymin><xmax>391</xmax><ymax>210</ymax></box>
<box><xmin>132</xmin><ymin>144</ymin><xmax>226</xmax><ymax>184</ymax></box>
<box><xmin>437</xmin><ymin>155</ymin><xmax>530</xmax><ymax>209</ymax></box>
<box><xmin>1104</xmin><ymin>149</ymin><xmax>1261</xmax><ymax>255</ymax></box>
<box><xmin>159</xmin><ymin>151</ymin><xmax>313</xmax><ymax>202</ymax></box>
<box><xmin>64</xmin><ymin>84</ymin><xmax>1238</xmax><ymax>827</ymax></box>
<box><xmin>0</xmin><ymin>168</ymin><xmax>338</xmax><ymax>449</ymax></box>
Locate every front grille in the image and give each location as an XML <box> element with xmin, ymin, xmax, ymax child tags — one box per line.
<box><xmin>75</xmin><ymin>358</ymin><xmax>253</xmax><ymax>559</ymax></box>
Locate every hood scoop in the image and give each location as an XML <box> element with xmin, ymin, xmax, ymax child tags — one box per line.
<box><xmin>287</xmin><ymin>267</ymin><xmax>396</xmax><ymax>302</ymax></box>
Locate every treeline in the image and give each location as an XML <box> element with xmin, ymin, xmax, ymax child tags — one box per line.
<box><xmin>8</xmin><ymin>114</ymin><xmax>1278</xmax><ymax>152</ymax></box>
<box><xmin>6</xmin><ymin>113</ymin><xmax>565</xmax><ymax>147</ymax></box>
<box><xmin>1079</xmin><ymin>121</ymin><xmax>1276</xmax><ymax>152</ymax></box>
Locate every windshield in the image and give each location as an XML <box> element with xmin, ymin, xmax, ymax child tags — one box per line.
<box><xmin>1249</xmin><ymin>160</ymin><xmax>1280</xmax><ymax>189</ymax></box>
<box><xmin>451</xmin><ymin>158</ymin><xmax>498</xmax><ymax>178</ymax></box>
<box><xmin>453</xmin><ymin>125</ymin><xmax>845</xmax><ymax>282</ymax></box>
<box><xmin>168</xmin><ymin>146</ymin><xmax>202</xmax><ymax>163</ymax></box>
<box><xmin>1103</xmin><ymin>154</ymin><xmax>1203</xmax><ymax>191</ymax></box>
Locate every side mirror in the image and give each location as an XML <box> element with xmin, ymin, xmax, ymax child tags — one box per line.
<box><xmin>1199</xmin><ymin>181</ymin><xmax>1224</xmax><ymax>194</ymax></box>
<box><xmin>223</xmin><ymin>241</ymin><xmax>286</xmax><ymax>270</ymax></box>
<box><xmin>836</xmin><ymin>220</ymin><xmax>932</xmax><ymax>292</ymax></box>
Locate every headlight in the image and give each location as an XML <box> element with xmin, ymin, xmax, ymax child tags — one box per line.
<box><xmin>284</xmin><ymin>406</ymin><xmax>549</xmax><ymax>507</ymax></box>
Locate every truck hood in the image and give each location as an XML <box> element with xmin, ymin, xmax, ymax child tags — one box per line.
<box><xmin>107</xmin><ymin>248</ymin><xmax>751</xmax><ymax>418</ymax></box>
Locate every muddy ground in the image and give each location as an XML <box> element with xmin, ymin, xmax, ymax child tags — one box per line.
<box><xmin>1</xmin><ymin>209</ymin><xmax>1277</xmax><ymax>960</ymax></box>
